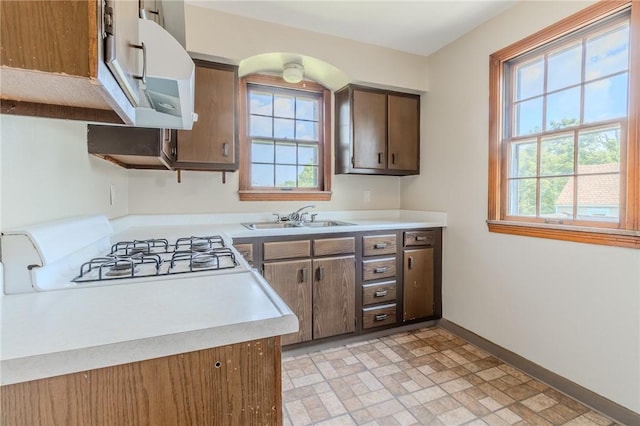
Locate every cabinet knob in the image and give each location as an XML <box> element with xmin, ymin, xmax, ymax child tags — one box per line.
<box><xmin>374</xmin><ymin>290</ymin><xmax>388</xmax><ymax>297</ymax></box>
<box><xmin>391</xmin><ymin>153</ymin><xmax>396</xmax><ymax>164</ymax></box>
<box><xmin>299</xmin><ymin>268</ymin><xmax>307</xmax><ymax>283</ymax></box>
<box><xmin>408</xmin><ymin>256</ymin><xmax>414</xmax><ymax>270</ymax></box>
<box><xmin>375</xmin><ymin>314</ymin><xmax>388</xmax><ymax>321</ymax></box>
<box><xmin>374</xmin><ymin>242</ymin><xmax>387</xmax><ymax>249</ymax></box>
<box><xmin>374</xmin><ymin>266</ymin><xmax>388</xmax><ymax>274</ymax></box>
<box><xmin>377</xmin><ymin>152</ymin><xmax>383</xmax><ymax>164</ymax></box>
<box><xmin>316</xmin><ymin>265</ymin><xmax>325</xmax><ymax>281</ymax></box>
<box><xmin>222</xmin><ymin>142</ymin><xmax>229</xmax><ymax>157</ymax></box>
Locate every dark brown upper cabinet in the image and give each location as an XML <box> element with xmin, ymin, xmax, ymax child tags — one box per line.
<box><xmin>172</xmin><ymin>60</ymin><xmax>239</xmax><ymax>171</ymax></box>
<box><xmin>335</xmin><ymin>85</ymin><xmax>420</xmax><ymax>176</ymax></box>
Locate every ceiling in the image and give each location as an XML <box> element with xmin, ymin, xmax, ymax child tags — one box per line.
<box><xmin>187</xmin><ymin>1</ymin><xmax>518</xmax><ymax>57</ymax></box>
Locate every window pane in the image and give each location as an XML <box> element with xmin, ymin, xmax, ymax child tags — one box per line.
<box><xmin>297</xmin><ymin>165</ymin><xmax>318</xmax><ymax>187</ymax></box>
<box><xmin>509</xmin><ymin>140</ymin><xmax>537</xmax><ymax>178</ymax></box>
<box><xmin>274</xmin><ymin>95</ymin><xmax>295</xmax><ymax>118</ymax></box>
<box><xmin>576</xmin><ymin>173</ymin><xmax>619</xmax><ymax>221</ymax></box>
<box><xmin>251</xmin><ymin>140</ymin><xmax>274</xmax><ymax>163</ymax></box>
<box><xmin>296</xmin><ymin>121</ymin><xmax>319</xmax><ymax>141</ymax></box>
<box><xmin>508</xmin><ymin>178</ymin><xmax>537</xmax><ymax>216</ymax></box>
<box><xmin>540</xmin><ymin>176</ymin><xmax>572</xmax><ymax>217</ymax></box>
<box><xmin>298</xmin><ymin>144</ymin><xmax>319</xmax><ymax>166</ymax></box>
<box><xmin>515</xmin><ymin>58</ymin><xmax>544</xmax><ymax>100</ymax></box>
<box><xmin>540</xmin><ymin>134</ymin><xmax>574</xmax><ymax>176</ymax></box>
<box><xmin>275</xmin><ymin>165</ymin><xmax>298</xmax><ymax>187</ymax></box>
<box><xmin>545</xmin><ymin>87</ymin><xmax>580</xmax><ymax>130</ymax></box>
<box><xmin>548</xmin><ymin>43</ymin><xmax>582</xmax><ymax>92</ymax></box>
<box><xmin>578</xmin><ymin>127</ymin><xmax>620</xmax><ymax>170</ymax></box>
<box><xmin>274</xmin><ymin>118</ymin><xmax>295</xmax><ymax>139</ymax></box>
<box><xmin>251</xmin><ymin>164</ymin><xmax>274</xmax><ymax>187</ymax></box>
<box><xmin>585</xmin><ymin>23</ymin><xmax>630</xmax><ymax>80</ymax></box>
<box><xmin>249</xmin><ymin>91</ymin><xmax>272</xmax><ymax>115</ymax></box>
<box><xmin>296</xmin><ymin>97</ymin><xmax>318</xmax><ymax>120</ymax></box>
<box><xmin>275</xmin><ymin>142</ymin><xmax>297</xmax><ymax>164</ymax></box>
<box><xmin>515</xmin><ymin>97</ymin><xmax>543</xmax><ymax>135</ymax></box>
<box><xmin>250</xmin><ymin>115</ymin><xmax>272</xmax><ymax>137</ymax></box>
<box><xmin>584</xmin><ymin>73</ymin><xmax>628</xmax><ymax>123</ymax></box>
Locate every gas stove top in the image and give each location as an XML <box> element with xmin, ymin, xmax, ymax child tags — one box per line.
<box><xmin>73</xmin><ymin>236</ymin><xmax>240</xmax><ymax>284</ymax></box>
<box><xmin>1</xmin><ymin>216</ymin><xmax>249</xmax><ymax>294</ymax></box>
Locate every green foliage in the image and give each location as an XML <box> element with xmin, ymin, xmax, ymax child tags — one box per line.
<box><xmin>511</xmin><ymin>118</ymin><xmax>620</xmax><ymax>217</ymax></box>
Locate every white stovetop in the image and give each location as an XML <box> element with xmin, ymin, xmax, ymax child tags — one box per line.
<box><xmin>0</xmin><ymin>209</ymin><xmax>446</xmax><ymax>385</ymax></box>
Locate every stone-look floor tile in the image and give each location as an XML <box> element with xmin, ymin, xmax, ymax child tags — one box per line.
<box><xmin>520</xmin><ymin>393</ymin><xmax>558</xmax><ymax>412</ymax></box>
<box><xmin>282</xmin><ymin>327</ymin><xmax>608</xmax><ymax>426</ymax></box>
<box><xmin>392</xmin><ymin>409</ymin><xmax>420</xmax><ymax>426</ymax></box>
<box><xmin>503</xmin><ymin>383</ymin><xmax>540</xmax><ymax>401</ymax></box>
<box><xmin>412</xmin><ymin>385</ymin><xmax>447</xmax><ymax>404</ymax></box>
<box><xmin>538</xmin><ymin>403</ymin><xmax>580</xmax><ymax>424</ymax></box>
<box><xmin>583</xmin><ymin>411</ymin><xmax>616</xmax><ymax>426</ymax></box>
<box><xmin>314</xmin><ymin>414</ymin><xmax>357</xmax><ymax>426</ymax></box>
<box><xmin>425</xmin><ymin>395</ymin><xmax>462</xmax><ymax>416</ymax></box>
<box><xmin>437</xmin><ymin>406</ymin><xmax>476</xmax><ymax>425</ymax></box>
<box><xmin>440</xmin><ymin>377</ymin><xmax>473</xmax><ymax>394</ymax></box>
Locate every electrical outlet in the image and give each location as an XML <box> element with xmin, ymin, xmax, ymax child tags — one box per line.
<box><xmin>364</xmin><ymin>190</ymin><xmax>371</xmax><ymax>203</ymax></box>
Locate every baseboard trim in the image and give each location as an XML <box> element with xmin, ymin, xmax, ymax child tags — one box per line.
<box><xmin>438</xmin><ymin>319</ymin><xmax>639</xmax><ymax>426</ymax></box>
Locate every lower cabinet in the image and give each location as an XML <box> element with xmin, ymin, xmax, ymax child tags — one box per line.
<box><xmin>262</xmin><ymin>237</ymin><xmax>356</xmax><ymax>345</ymax></box>
<box><xmin>1</xmin><ymin>337</ymin><xmax>282</xmax><ymax>426</ymax></box>
<box><xmin>264</xmin><ymin>259</ymin><xmax>313</xmax><ymax>345</ymax></box>
<box><xmin>403</xmin><ymin>247</ymin><xmax>435</xmax><ymax>321</ymax></box>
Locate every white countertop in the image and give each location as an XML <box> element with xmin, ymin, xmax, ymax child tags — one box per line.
<box><xmin>1</xmin><ymin>210</ymin><xmax>445</xmax><ymax>385</ymax></box>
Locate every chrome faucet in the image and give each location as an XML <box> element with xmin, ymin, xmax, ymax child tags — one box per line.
<box><xmin>288</xmin><ymin>205</ymin><xmax>316</xmax><ymax>222</ymax></box>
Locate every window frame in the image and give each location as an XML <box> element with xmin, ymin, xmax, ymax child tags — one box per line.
<box><xmin>488</xmin><ymin>0</ymin><xmax>640</xmax><ymax>248</ymax></box>
<box><xmin>238</xmin><ymin>74</ymin><xmax>332</xmax><ymax>201</ymax></box>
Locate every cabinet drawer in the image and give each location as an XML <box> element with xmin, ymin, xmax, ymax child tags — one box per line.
<box><xmin>314</xmin><ymin>237</ymin><xmax>355</xmax><ymax>256</ymax></box>
<box><xmin>362</xmin><ymin>281</ymin><xmax>396</xmax><ymax>305</ymax></box>
<box><xmin>362</xmin><ymin>258</ymin><xmax>396</xmax><ymax>281</ymax></box>
<box><xmin>404</xmin><ymin>231</ymin><xmax>435</xmax><ymax>247</ymax></box>
<box><xmin>362</xmin><ymin>304</ymin><xmax>397</xmax><ymax>329</ymax></box>
<box><xmin>363</xmin><ymin>234</ymin><xmax>397</xmax><ymax>256</ymax></box>
<box><xmin>233</xmin><ymin>243</ymin><xmax>253</xmax><ymax>264</ymax></box>
<box><xmin>263</xmin><ymin>240</ymin><xmax>310</xmax><ymax>260</ymax></box>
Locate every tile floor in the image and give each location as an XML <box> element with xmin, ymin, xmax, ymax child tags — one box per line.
<box><xmin>281</xmin><ymin>327</ymin><xmax>617</xmax><ymax>426</ymax></box>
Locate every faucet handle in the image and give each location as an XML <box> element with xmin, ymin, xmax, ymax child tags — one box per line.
<box><xmin>311</xmin><ymin>213</ymin><xmax>318</xmax><ymax>222</ymax></box>
<box><xmin>299</xmin><ymin>212</ymin><xmax>309</xmax><ymax>222</ymax></box>
<box><xmin>272</xmin><ymin>213</ymin><xmax>281</xmax><ymax>222</ymax></box>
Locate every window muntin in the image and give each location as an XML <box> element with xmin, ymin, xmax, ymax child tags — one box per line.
<box><xmin>238</xmin><ymin>75</ymin><xmax>331</xmax><ymax>201</ymax></box>
<box><xmin>488</xmin><ymin>1</ymin><xmax>639</xmax><ymax>248</ymax></box>
<box><xmin>503</xmin><ymin>12</ymin><xmax>630</xmax><ymax>226</ymax></box>
<box><xmin>247</xmin><ymin>86</ymin><xmax>321</xmax><ymax>189</ymax></box>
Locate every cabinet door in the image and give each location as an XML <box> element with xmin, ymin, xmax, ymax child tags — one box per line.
<box><xmin>263</xmin><ymin>260</ymin><xmax>312</xmax><ymax>345</ymax></box>
<box><xmin>353</xmin><ymin>89</ymin><xmax>387</xmax><ymax>169</ymax></box>
<box><xmin>313</xmin><ymin>256</ymin><xmax>356</xmax><ymax>339</ymax></box>
<box><xmin>403</xmin><ymin>248</ymin><xmax>434</xmax><ymax>321</ymax></box>
<box><xmin>388</xmin><ymin>94</ymin><xmax>419</xmax><ymax>172</ymax></box>
<box><xmin>175</xmin><ymin>61</ymin><xmax>238</xmax><ymax>169</ymax></box>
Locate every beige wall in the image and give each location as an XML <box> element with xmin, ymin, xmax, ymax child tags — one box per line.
<box><xmin>402</xmin><ymin>1</ymin><xmax>639</xmax><ymax>412</ymax></box>
<box><xmin>0</xmin><ymin>115</ymin><xmax>129</xmax><ymax>230</ymax></box>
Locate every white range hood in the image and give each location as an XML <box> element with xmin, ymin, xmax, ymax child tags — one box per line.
<box><xmin>134</xmin><ymin>18</ymin><xmax>197</xmax><ymax>130</ymax></box>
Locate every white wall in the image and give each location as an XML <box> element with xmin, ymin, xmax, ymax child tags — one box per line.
<box><xmin>0</xmin><ymin>116</ymin><xmax>129</xmax><ymax>230</ymax></box>
<box><xmin>402</xmin><ymin>1</ymin><xmax>640</xmax><ymax>412</ymax></box>
<box><xmin>126</xmin><ymin>5</ymin><xmax>422</xmax><ymax>216</ymax></box>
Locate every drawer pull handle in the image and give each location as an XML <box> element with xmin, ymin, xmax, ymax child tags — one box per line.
<box><xmin>374</xmin><ymin>267</ymin><xmax>388</xmax><ymax>274</ymax></box>
<box><xmin>299</xmin><ymin>268</ymin><xmax>307</xmax><ymax>283</ymax></box>
<box><xmin>415</xmin><ymin>236</ymin><xmax>428</xmax><ymax>241</ymax></box>
<box><xmin>408</xmin><ymin>256</ymin><xmax>414</xmax><ymax>270</ymax></box>
<box><xmin>222</xmin><ymin>142</ymin><xmax>229</xmax><ymax>157</ymax></box>
<box><xmin>375</xmin><ymin>314</ymin><xmax>389</xmax><ymax>321</ymax></box>
<box><xmin>374</xmin><ymin>290</ymin><xmax>388</xmax><ymax>297</ymax></box>
<box><xmin>374</xmin><ymin>242</ymin><xmax>388</xmax><ymax>249</ymax></box>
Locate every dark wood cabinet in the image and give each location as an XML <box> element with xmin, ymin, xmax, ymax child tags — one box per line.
<box><xmin>335</xmin><ymin>85</ymin><xmax>420</xmax><ymax>176</ymax></box>
<box><xmin>313</xmin><ymin>255</ymin><xmax>356</xmax><ymax>339</ymax></box>
<box><xmin>0</xmin><ymin>0</ymin><xmax>136</xmax><ymax>125</ymax></box>
<box><xmin>1</xmin><ymin>337</ymin><xmax>282</xmax><ymax>426</ymax></box>
<box><xmin>173</xmin><ymin>60</ymin><xmax>238</xmax><ymax>171</ymax></box>
<box><xmin>88</xmin><ymin>125</ymin><xmax>176</xmax><ymax>169</ymax></box>
<box><xmin>402</xmin><ymin>230</ymin><xmax>438</xmax><ymax>322</ymax></box>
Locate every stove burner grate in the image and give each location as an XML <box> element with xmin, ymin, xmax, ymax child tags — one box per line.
<box><xmin>111</xmin><ymin>239</ymin><xmax>170</xmax><ymax>256</ymax></box>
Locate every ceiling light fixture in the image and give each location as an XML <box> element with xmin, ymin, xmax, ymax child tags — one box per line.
<box><xmin>282</xmin><ymin>62</ymin><xmax>304</xmax><ymax>83</ymax></box>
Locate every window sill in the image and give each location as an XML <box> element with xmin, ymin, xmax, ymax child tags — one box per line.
<box><xmin>487</xmin><ymin>221</ymin><xmax>640</xmax><ymax>249</ymax></box>
<box><xmin>239</xmin><ymin>190</ymin><xmax>332</xmax><ymax>202</ymax></box>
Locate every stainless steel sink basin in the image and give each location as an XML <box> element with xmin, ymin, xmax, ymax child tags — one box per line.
<box><xmin>303</xmin><ymin>220</ymin><xmax>355</xmax><ymax>227</ymax></box>
<box><xmin>242</xmin><ymin>220</ymin><xmax>355</xmax><ymax>230</ymax></box>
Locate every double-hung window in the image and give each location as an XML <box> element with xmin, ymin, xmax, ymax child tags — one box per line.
<box><xmin>488</xmin><ymin>1</ymin><xmax>639</xmax><ymax>248</ymax></box>
<box><xmin>238</xmin><ymin>75</ymin><xmax>331</xmax><ymax>201</ymax></box>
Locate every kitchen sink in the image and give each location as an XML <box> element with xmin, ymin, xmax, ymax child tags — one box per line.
<box><xmin>242</xmin><ymin>220</ymin><xmax>355</xmax><ymax>230</ymax></box>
